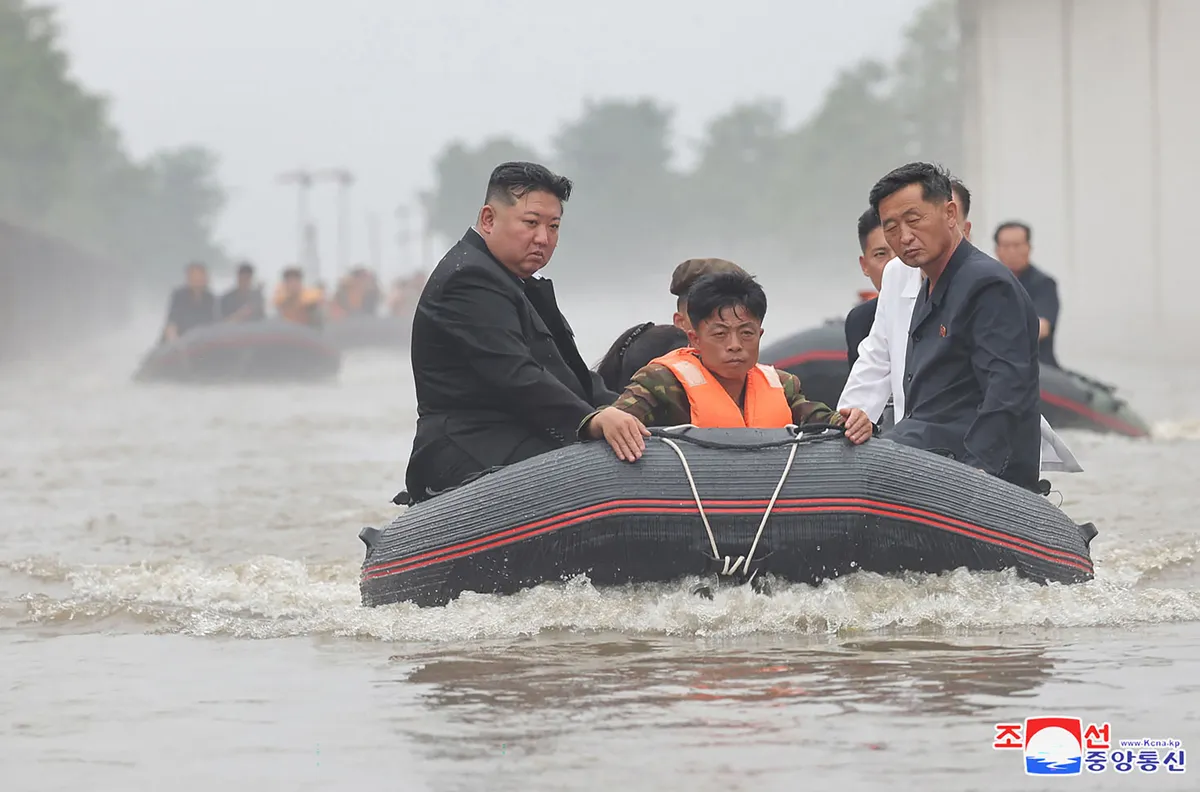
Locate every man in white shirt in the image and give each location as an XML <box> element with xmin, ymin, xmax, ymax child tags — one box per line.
<box><xmin>838</xmin><ymin>179</ymin><xmax>1082</xmax><ymax>474</ymax></box>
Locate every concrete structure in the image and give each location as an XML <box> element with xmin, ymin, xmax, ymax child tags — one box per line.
<box><xmin>959</xmin><ymin>0</ymin><xmax>1200</xmax><ymax>361</ymax></box>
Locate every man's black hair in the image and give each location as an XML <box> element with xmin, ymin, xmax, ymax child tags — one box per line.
<box><xmin>868</xmin><ymin>162</ymin><xmax>954</xmax><ymax>214</ymax></box>
<box><xmin>685</xmin><ymin>270</ymin><xmax>768</xmax><ymax>331</ymax></box>
<box><xmin>237</xmin><ymin>261</ymin><xmax>254</xmax><ymax>276</ymax></box>
<box><xmin>857</xmin><ymin>207</ymin><xmax>881</xmax><ymax>253</ymax></box>
<box><xmin>484</xmin><ymin>161</ymin><xmax>573</xmax><ymax>206</ymax></box>
<box><xmin>282</xmin><ymin>266</ymin><xmax>303</xmax><ymax>279</ymax></box>
<box><xmin>993</xmin><ymin>221</ymin><xmax>1032</xmax><ymax>245</ymax></box>
<box><xmin>951</xmin><ymin>179</ymin><xmax>971</xmax><ymax>219</ymax></box>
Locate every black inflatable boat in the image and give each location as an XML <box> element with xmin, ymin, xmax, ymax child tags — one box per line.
<box><xmin>761</xmin><ymin>319</ymin><xmax>1151</xmax><ymax>438</ymax></box>
<box><xmin>359</xmin><ymin>426</ymin><xmax>1097</xmax><ymax>608</ymax></box>
<box><xmin>322</xmin><ymin>315</ymin><xmax>411</xmax><ymax>352</ymax></box>
<box><xmin>134</xmin><ymin>319</ymin><xmax>342</xmax><ymax>384</ymax></box>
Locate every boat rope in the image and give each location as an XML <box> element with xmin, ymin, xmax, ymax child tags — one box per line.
<box><xmin>658</xmin><ymin>434</ymin><xmax>800</xmax><ymax>579</ymax></box>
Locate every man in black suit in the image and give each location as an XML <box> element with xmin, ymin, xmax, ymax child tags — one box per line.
<box><xmin>402</xmin><ymin>161</ymin><xmax>630</xmax><ymax>503</ymax></box>
<box><xmin>869</xmin><ymin>162</ymin><xmax>1041</xmax><ymax>492</ymax></box>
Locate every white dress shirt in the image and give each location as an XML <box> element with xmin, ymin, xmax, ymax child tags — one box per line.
<box><xmin>838</xmin><ymin>257</ymin><xmax>1083</xmax><ymax>473</ymax></box>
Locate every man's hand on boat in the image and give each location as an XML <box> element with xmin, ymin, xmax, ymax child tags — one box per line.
<box><xmin>584</xmin><ymin>408</ymin><xmax>652</xmax><ymax>462</ymax></box>
<box><xmin>839</xmin><ymin>407</ymin><xmax>873</xmax><ymax>445</ymax></box>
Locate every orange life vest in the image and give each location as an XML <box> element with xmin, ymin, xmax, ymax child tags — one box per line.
<box><xmin>651</xmin><ymin>347</ymin><xmax>792</xmax><ymax>428</ymax></box>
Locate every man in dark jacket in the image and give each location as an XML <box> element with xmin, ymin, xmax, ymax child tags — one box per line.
<box><xmin>869</xmin><ymin>162</ymin><xmax>1042</xmax><ymax>492</ymax></box>
<box><xmin>994</xmin><ymin>221</ymin><xmax>1061</xmax><ymax>368</ymax></box>
<box><xmin>161</xmin><ymin>261</ymin><xmax>216</xmax><ymax>343</ymax></box>
<box><xmin>402</xmin><ymin>161</ymin><xmax>630</xmax><ymax>502</ymax></box>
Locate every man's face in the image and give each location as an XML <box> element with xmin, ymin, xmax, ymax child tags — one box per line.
<box><xmin>237</xmin><ymin>270</ymin><xmax>253</xmax><ymax>289</ymax></box>
<box><xmin>859</xmin><ymin>227</ymin><xmax>894</xmax><ymax>291</ymax></box>
<box><xmin>686</xmin><ymin>304</ymin><xmax>763</xmax><ymax>383</ymax></box>
<box><xmin>186</xmin><ymin>266</ymin><xmax>208</xmax><ymax>290</ymax></box>
<box><xmin>283</xmin><ymin>274</ymin><xmax>303</xmax><ymax>297</ymax></box>
<box><xmin>995</xmin><ymin>227</ymin><xmax>1032</xmax><ymax>273</ymax></box>
<box><xmin>879</xmin><ymin>184</ymin><xmax>958</xmax><ymax>270</ymax></box>
<box><xmin>478</xmin><ymin>190</ymin><xmax>562</xmax><ymax>279</ymax></box>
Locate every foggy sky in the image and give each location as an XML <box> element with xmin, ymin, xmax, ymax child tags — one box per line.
<box><xmin>52</xmin><ymin>0</ymin><xmax>924</xmax><ymax>284</ymax></box>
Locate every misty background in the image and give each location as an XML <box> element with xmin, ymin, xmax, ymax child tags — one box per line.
<box><xmin>4</xmin><ymin>0</ymin><xmax>1194</xmax><ymax>365</ymax></box>
<box><xmin>1</xmin><ymin>0</ymin><xmax>954</xmax><ymax>355</ymax></box>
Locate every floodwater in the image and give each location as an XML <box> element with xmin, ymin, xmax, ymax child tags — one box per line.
<box><xmin>2</xmin><ymin>302</ymin><xmax>1199</xmax><ymax>792</ymax></box>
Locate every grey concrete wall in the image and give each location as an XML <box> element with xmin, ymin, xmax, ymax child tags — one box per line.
<box><xmin>959</xmin><ymin>0</ymin><xmax>1200</xmax><ymax>363</ymax></box>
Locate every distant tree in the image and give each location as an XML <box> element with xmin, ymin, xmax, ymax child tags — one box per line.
<box><xmin>414</xmin><ymin>0</ymin><xmax>961</xmax><ymax>283</ymax></box>
<box><xmin>550</xmin><ymin>98</ymin><xmax>680</xmax><ymax>256</ymax></box>
<box><xmin>421</xmin><ymin>136</ymin><xmax>543</xmax><ymax>243</ymax></box>
<box><xmin>0</xmin><ymin>0</ymin><xmax>229</xmax><ymax>286</ymax></box>
<box><xmin>891</xmin><ymin>0</ymin><xmax>963</xmax><ymax>169</ymax></box>
<box><xmin>684</xmin><ymin>100</ymin><xmax>790</xmax><ymax>248</ymax></box>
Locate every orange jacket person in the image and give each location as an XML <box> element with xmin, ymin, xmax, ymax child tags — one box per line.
<box><xmin>274</xmin><ymin>267</ymin><xmax>323</xmax><ymax>326</ymax></box>
<box><xmin>580</xmin><ymin>270</ymin><xmax>873</xmax><ymax>461</ymax></box>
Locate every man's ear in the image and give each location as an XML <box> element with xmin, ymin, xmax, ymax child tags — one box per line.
<box><xmin>672</xmin><ymin>311</ymin><xmax>686</xmax><ymax>330</ymax></box>
<box><xmin>686</xmin><ymin>328</ymin><xmax>700</xmax><ymax>347</ymax></box>
<box><xmin>478</xmin><ymin>204</ymin><xmax>495</xmax><ymax>233</ymax></box>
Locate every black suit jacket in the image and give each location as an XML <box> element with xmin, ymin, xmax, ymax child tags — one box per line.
<box><xmin>886</xmin><ymin>239</ymin><xmax>1041</xmax><ymax>491</ymax></box>
<box><xmin>844</xmin><ymin>297</ymin><xmax>878</xmax><ymax>368</ymax></box>
<box><xmin>405</xmin><ymin>229</ymin><xmax>617</xmax><ymax>499</ymax></box>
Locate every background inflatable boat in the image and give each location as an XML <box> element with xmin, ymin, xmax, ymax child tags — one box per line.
<box><xmin>761</xmin><ymin>319</ymin><xmax>1151</xmax><ymax>437</ymax></box>
<box><xmin>359</xmin><ymin>427</ymin><xmax>1097</xmax><ymax>608</ymax></box>
<box><xmin>322</xmin><ymin>315</ymin><xmax>411</xmax><ymax>352</ymax></box>
<box><xmin>134</xmin><ymin>319</ymin><xmax>342</xmax><ymax>384</ymax></box>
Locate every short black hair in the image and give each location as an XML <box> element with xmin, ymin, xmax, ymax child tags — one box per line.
<box><xmin>685</xmin><ymin>270</ymin><xmax>768</xmax><ymax>331</ymax></box>
<box><xmin>282</xmin><ymin>267</ymin><xmax>303</xmax><ymax>279</ymax></box>
<box><xmin>951</xmin><ymin>179</ymin><xmax>971</xmax><ymax>219</ymax></box>
<box><xmin>869</xmin><ymin>162</ymin><xmax>953</xmax><ymax>214</ymax></box>
<box><xmin>857</xmin><ymin>207</ymin><xmax>881</xmax><ymax>252</ymax></box>
<box><xmin>237</xmin><ymin>261</ymin><xmax>254</xmax><ymax>276</ymax></box>
<box><xmin>484</xmin><ymin>161</ymin><xmax>572</xmax><ymax>207</ymax></box>
<box><xmin>993</xmin><ymin>221</ymin><xmax>1032</xmax><ymax>244</ymax></box>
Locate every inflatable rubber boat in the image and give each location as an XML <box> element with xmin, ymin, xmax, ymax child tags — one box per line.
<box><xmin>134</xmin><ymin>319</ymin><xmax>342</xmax><ymax>384</ymax></box>
<box><xmin>359</xmin><ymin>426</ymin><xmax>1097</xmax><ymax>608</ymax></box>
<box><xmin>761</xmin><ymin>319</ymin><xmax>1150</xmax><ymax>438</ymax></box>
<box><xmin>322</xmin><ymin>314</ymin><xmax>411</xmax><ymax>352</ymax></box>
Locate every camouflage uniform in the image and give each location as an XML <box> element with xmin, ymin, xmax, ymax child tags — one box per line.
<box><xmin>578</xmin><ymin>361</ymin><xmax>844</xmax><ymax>433</ymax></box>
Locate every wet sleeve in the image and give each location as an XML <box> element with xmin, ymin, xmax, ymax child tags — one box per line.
<box><xmin>962</xmin><ymin>282</ymin><xmax>1040</xmax><ymax>475</ymax></box>
<box><xmin>782</xmin><ymin>370</ymin><xmax>843</xmax><ymax>426</ymax></box>
<box><xmin>1031</xmin><ymin>275</ymin><xmax>1060</xmax><ymax>329</ymax></box>
<box><xmin>838</xmin><ymin>292</ymin><xmax>892</xmax><ymax>422</ymax></box>
<box><xmin>433</xmin><ymin>268</ymin><xmax>596</xmax><ymax>441</ymax></box>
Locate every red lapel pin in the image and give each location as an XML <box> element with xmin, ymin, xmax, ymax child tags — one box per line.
<box><xmin>939</xmin><ymin>324</ymin><xmax>947</xmax><ymax>337</ymax></box>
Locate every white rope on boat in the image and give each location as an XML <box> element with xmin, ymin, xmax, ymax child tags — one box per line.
<box><xmin>657</xmin><ymin>432</ymin><xmax>800</xmax><ymax>579</ymax></box>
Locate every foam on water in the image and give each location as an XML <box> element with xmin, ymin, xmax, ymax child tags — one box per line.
<box><xmin>5</xmin><ymin>524</ymin><xmax>1198</xmax><ymax>642</ymax></box>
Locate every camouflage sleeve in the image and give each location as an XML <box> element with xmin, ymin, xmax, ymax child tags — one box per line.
<box><xmin>779</xmin><ymin>369</ymin><xmax>844</xmax><ymax>426</ymax></box>
<box><xmin>576</xmin><ymin>364</ymin><xmax>691</xmax><ymax>438</ymax></box>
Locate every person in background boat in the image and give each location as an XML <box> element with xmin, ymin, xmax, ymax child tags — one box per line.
<box><xmin>388</xmin><ymin>271</ymin><xmax>427</xmax><ymax>318</ymax></box>
<box><xmin>327</xmin><ymin>268</ymin><xmax>373</xmax><ymax>320</ymax></box>
<box><xmin>844</xmin><ymin>208</ymin><xmax>896</xmax><ymax>367</ymax></box>
<box><xmin>581</xmin><ymin>270</ymin><xmax>873</xmax><ymax>461</ymax></box>
<box><xmin>218</xmin><ymin>261</ymin><xmax>265</xmax><ymax>323</ymax></box>
<box><xmin>160</xmin><ymin>261</ymin><xmax>216</xmax><ymax>343</ymax></box>
<box><xmin>868</xmin><ymin>162</ymin><xmax>1041</xmax><ymax>492</ymax></box>
<box><xmin>994</xmin><ymin>221</ymin><xmax>1060</xmax><ymax>368</ymax></box>
<box><xmin>273</xmin><ymin>267</ymin><xmax>324</xmax><ymax>327</ymax></box>
<box><xmin>401</xmin><ymin>161</ymin><xmax>621</xmax><ymax>503</ymax></box>
<box><xmin>670</xmin><ymin>258</ymin><xmax>748</xmax><ymax>332</ymax></box>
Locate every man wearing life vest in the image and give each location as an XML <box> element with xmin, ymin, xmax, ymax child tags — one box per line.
<box><xmin>581</xmin><ymin>270</ymin><xmax>874</xmax><ymax>461</ymax></box>
<box><xmin>274</xmin><ymin>267</ymin><xmax>324</xmax><ymax>326</ymax></box>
